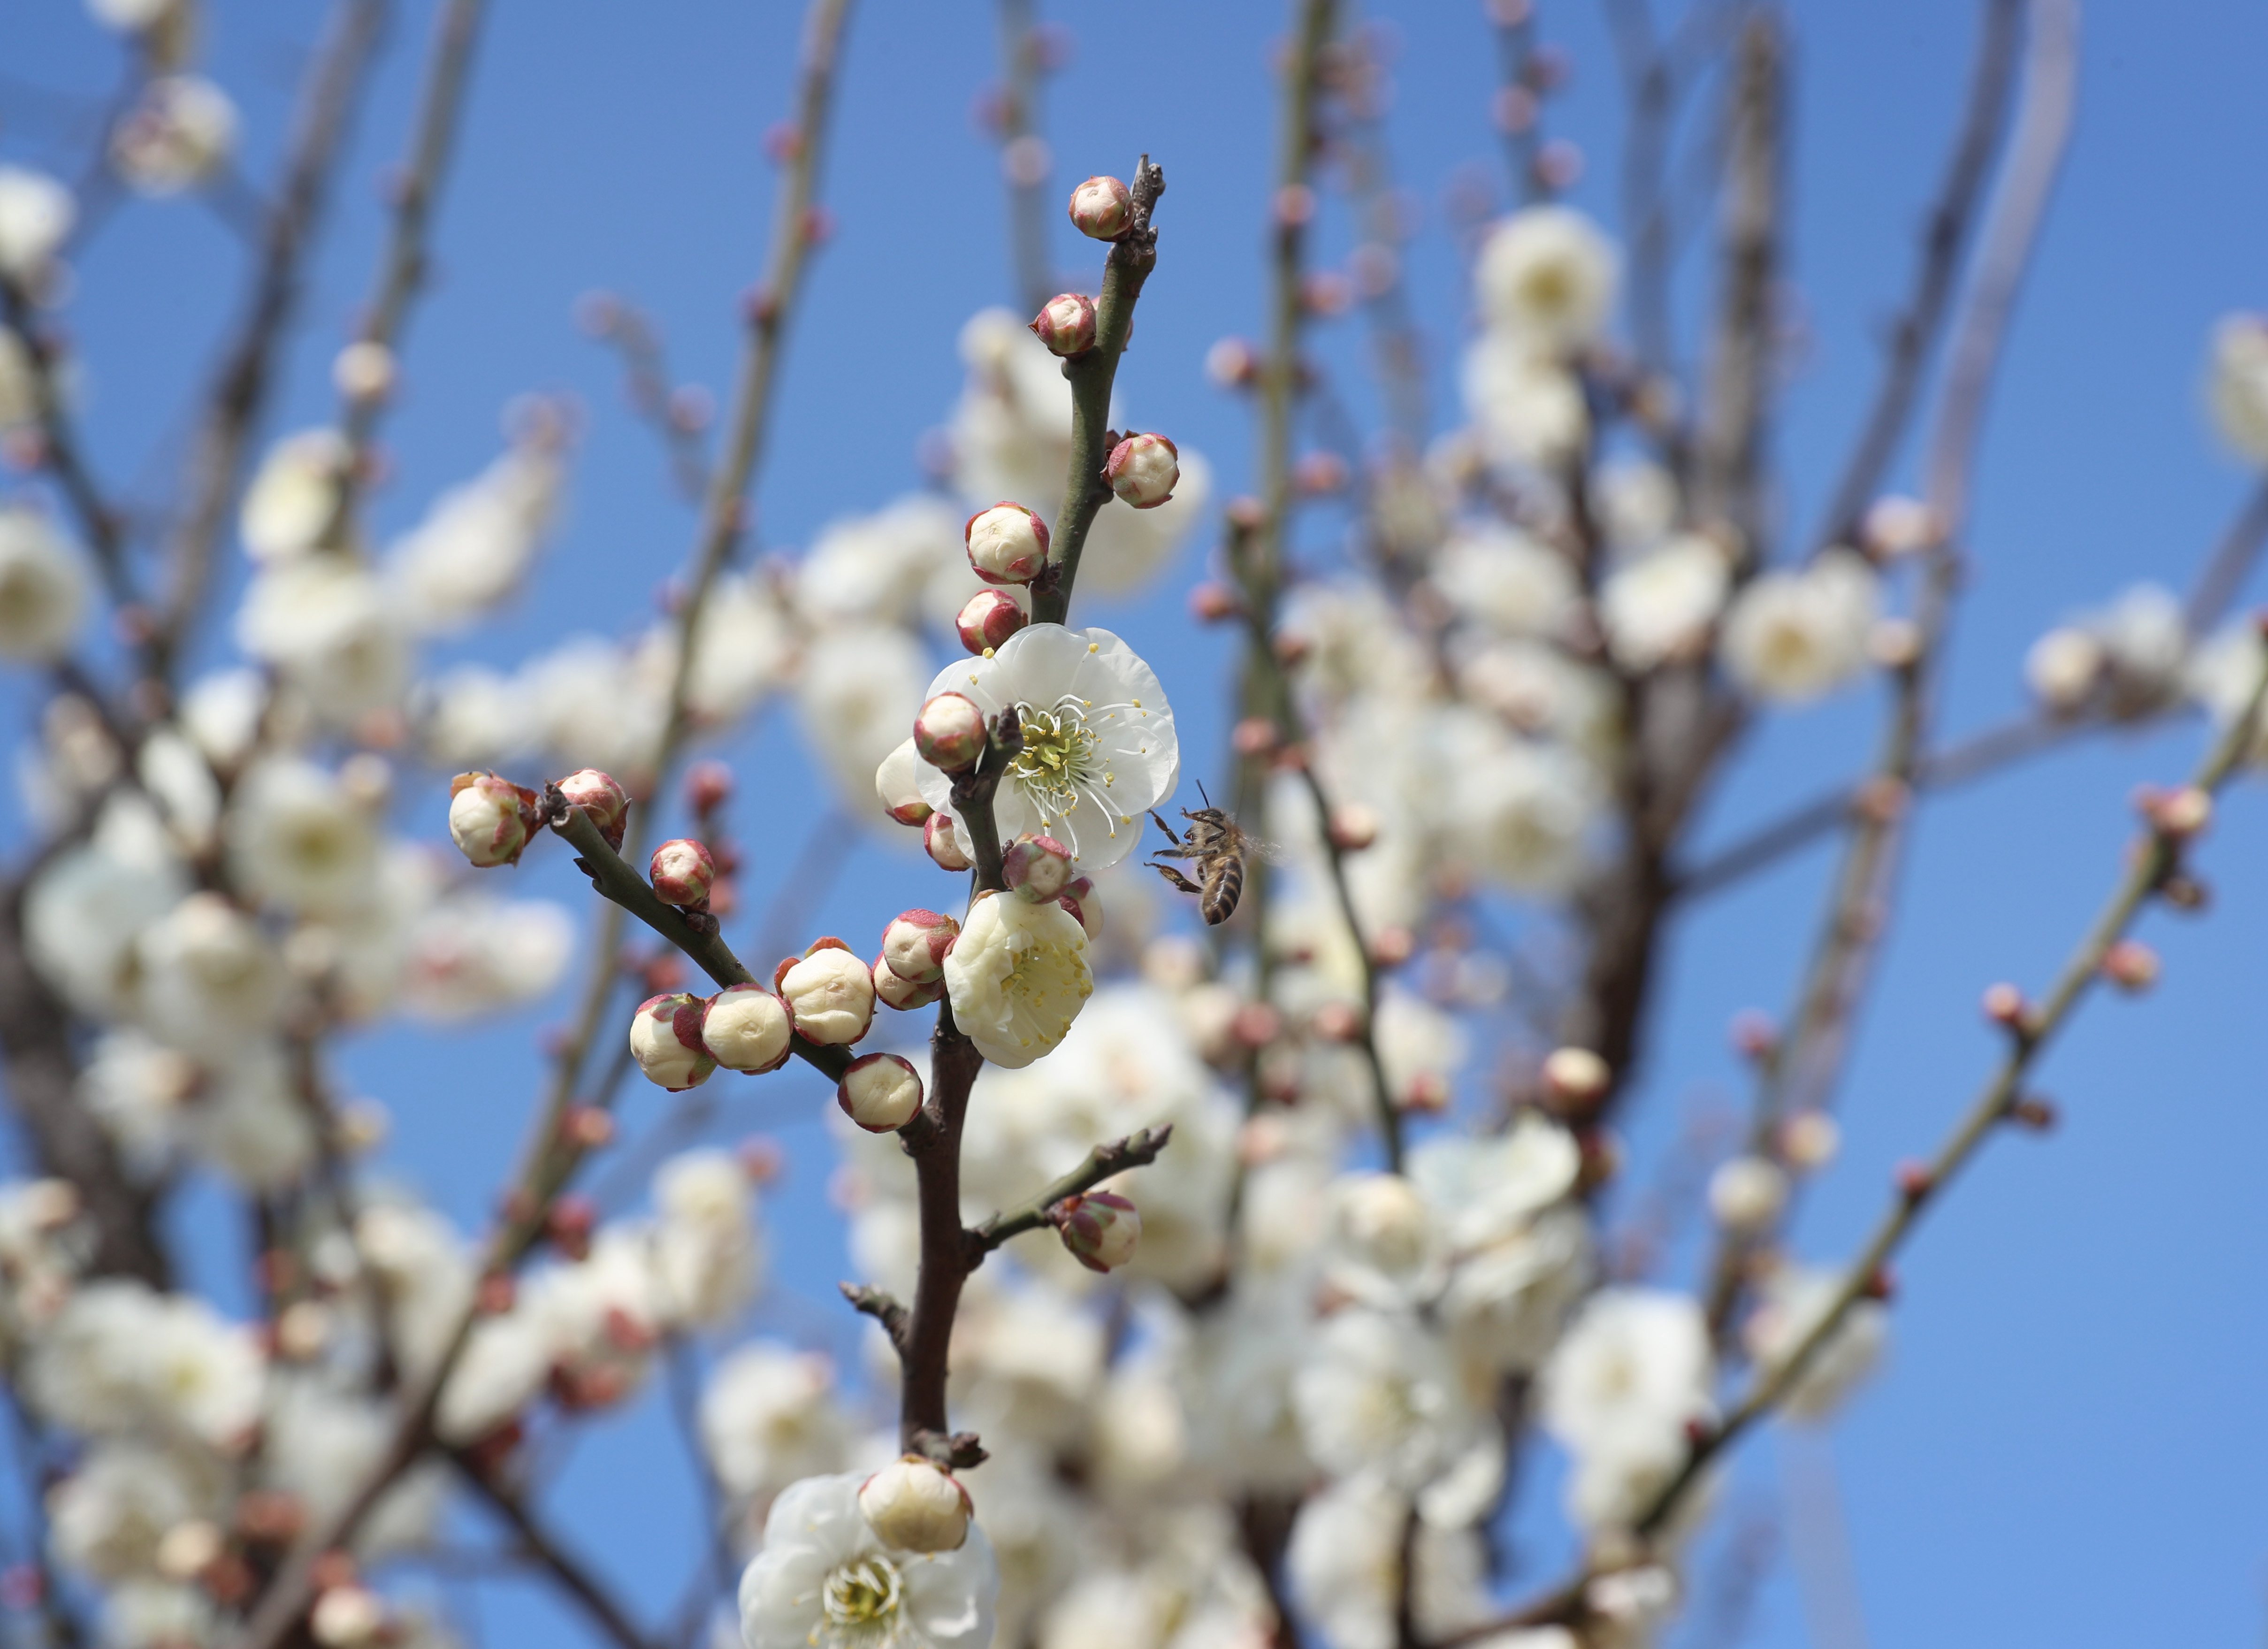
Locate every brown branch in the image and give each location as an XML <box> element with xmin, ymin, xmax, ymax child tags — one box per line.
<box><xmin>2184</xmin><ymin>476</ymin><xmax>2268</xmax><ymax>637</ymax></box>
<box><xmin>994</xmin><ymin>0</ymin><xmax>1056</xmax><ymax>317</ymax></box>
<box><xmin>1027</xmin><ymin>155</ymin><xmax>1167</xmax><ymax>625</ymax></box>
<box><xmin>152</xmin><ymin>0</ymin><xmax>389</xmax><ymax>669</ymax></box>
<box><xmin>0</xmin><ymin>280</ymin><xmax>132</xmax><ymax>606</ymax></box>
<box><xmin>451</xmin><ymin>1454</ymin><xmax>659</xmax><ymax>1649</ymax></box>
<box><xmin>1489</xmin><ymin>0</ymin><xmax>1548</xmax><ymax>205</ymax></box>
<box><xmin>585</xmin><ymin>298</ymin><xmax>712</xmax><ymax>504</ymax></box>
<box><xmin>1810</xmin><ymin>0</ymin><xmax>2024</xmax><ymax>552</ymax></box>
<box><xmin>896</xmin><ymin>1008</ymin><xmax>985</xmax><ymax>1464</ymax></box>
<box><xmin>969</xmin><ymin>1124</ymin><xmax>1174</xmax><ymax>1253</ymax></box>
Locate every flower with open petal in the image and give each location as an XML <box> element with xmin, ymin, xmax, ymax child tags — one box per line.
<box><xmin>738</xmin><ymin>1470</ymin><xmax>997</xmax><ymax>1649</ymax></box>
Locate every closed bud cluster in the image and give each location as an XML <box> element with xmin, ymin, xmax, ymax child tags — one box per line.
<box><xmin>649</xmin><ymin>838</ymin><xmax>716</xmax><ymax>907</ymax></box>
<box><xmin>1001</xmin><ymin>833</ymin><xmax>1073</xmax><ymax>901</ymax></box>
<box><xmin>924</xmin><ymin>812</ymin><xmax>973</xmax><ymax>871</ymax></box>
<box><xmin>1104</xmin><ymin>431</ymin><xmax>1179</xmax><ymax>509</ymax></box>
<box><xmin>837</xmin><ymin>1052</ymin><xmax>924</xmax><ymax>1133</ymax></box>
<box><xmin>1030</xmin><ymin>292</ymin><xmax>1099</xmax><ymax>356</ymax></box>
<box><xmin>630</xmin><ymin>992</ymin><xmax>716</xmax><ymax>1091</ymax></box>
<box><xmin>857</xmin><ymin>1456</ymin><xmax>971</xmax><ymax>1552</ymax></box>
<box><xmin>956</xmin><ymin>588</ymin><xmax>1027</xmax><ymax>655</ymax></box>
<box><xmin>1067</xmin><ymin>174</ymin><xmax>1133</xmax><ymax>240</ymax></box>
<box><xmin>448</xmin><ymin>772</ymin><xmax>539</xmax><ymax>868</ymax></box>
<box><xmin>1542</xmin><ymin>1045</ymin><xmax>1611</xmax><ymax>1108</ymax></box>
<box><xmin>880</xmin><ymin>909</ymin><xmax>959</xmax><ymax>983</ymax></box>
<box><xmin>1707</xmin><ymin>1155</ymin><xmax>1789</xmax><ymax>1234</ymax></box>
<box><xmin>965</xmin><ymin>502</ymin><xmax>1051</xmax><ymax>585</ymax></box>
<box><xmin>557</xmin><ymin>767</ymin><xmax>630</xmax><ymax>849</ymax></box>
<box><xmin>1056</xmin><ymin>1189</ymin><xmax>1141</xmax><ymax>1272</ymax></box>
<box><xmin>702</xmin><ymin>982</ymin><xmax>794</xmax><ymax>1073</ymax></box>
<box><xmin>914</xmin><ymin>692</ymin><xmax>989</xmax><ymax>772</ymax></box>
<box><xmin>873</xmin><ymin>954</ymin><xmax>945</xmax><ymax>1010</ymax></box>
<box><xmin>2100</xmin><ymin>938</ymin><xmax>2161</xmax><ymax>993</ymax></box>
<box><xmin>777</xmin><ymin>940</ymin><xmax>875</xmax><ymax>1045</ymax></box>
<box><xmin>874</xmin><ymin>738</ymin><xmax>934</xmax><ymax>826</ymax></box>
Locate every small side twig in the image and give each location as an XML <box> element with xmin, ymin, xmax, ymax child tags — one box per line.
<box><xmin>969</xmin><ymin>1124</ymin><xmax>1174</xmax><ymax>1254</ymax></box>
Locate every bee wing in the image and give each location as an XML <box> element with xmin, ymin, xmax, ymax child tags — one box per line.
<box><xmin>1248</xmin><ymin>836</ymin><xmax>1288</xmax><ymax>865</ymax></box>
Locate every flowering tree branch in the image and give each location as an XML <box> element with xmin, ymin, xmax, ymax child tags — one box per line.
<box><xmin>969</xmin><ymin>1124</ymin><xmax>1175</xmax><ymax>1253</ymax></box>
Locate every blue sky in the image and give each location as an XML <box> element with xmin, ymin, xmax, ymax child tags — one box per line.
<box><xmin>8</xmin><ymin>1</ymin><xmax>2268</xmax><ymax>1645</ymax></box>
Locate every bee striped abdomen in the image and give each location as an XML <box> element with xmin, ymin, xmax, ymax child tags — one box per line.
<box><xmin>1200</xmin><ymin>856</ymin><xmax>1244</xmax><ymax>925</ymax></box>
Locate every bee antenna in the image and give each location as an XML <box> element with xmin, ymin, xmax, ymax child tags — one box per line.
<box><xmin>1196</xmin><ymin>779</ymin><xmax>1212</xmax><ymax>808</ymax></box>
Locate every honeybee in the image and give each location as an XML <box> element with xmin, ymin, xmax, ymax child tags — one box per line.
<box><xmin>1147</xmin><ymin>787</ymin><xmax>1278</xmax><ymax>926</ymax></box>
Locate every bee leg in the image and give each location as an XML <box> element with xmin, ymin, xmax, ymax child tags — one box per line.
<box><xmin>1147</xmin><ymin>809</ymin><xmax>1184</xmax><ymax>847</ymax></box>
<box><xmin>1150</xmin><ymin>863</ymin><xmax>1203</xmax><ymax>897</ymax></box>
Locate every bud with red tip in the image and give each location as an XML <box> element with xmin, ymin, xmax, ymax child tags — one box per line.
<box><xmin>873</xmin><ymin>955</ymin><xmax>945</xmax><ymax>1010</ymax></box>
<box><xmin>914</xmin><ymin>692</ymin><xmax>989</xmax><ymax>772</ymax></box>
<box><xmin>857</xmin><ymin>1455</ymin><xmax>970</xmax><ymax>1552</ymax></box>
<box><xmin>965</xmin><ymin>502</ymin><xmax>1051</xmax><ymax>586</ymax></box>
<box><xmin>2101</xmin><ymin>938</ymin><xmax>2160</xmax><ymax>993</ymax></box>
<box><xmin>557</xmin><ymin>768</ymin><xmax>629</xmax><ymax>850</ymax></box>
<box><xmin>837</xmin><ymin>1052</ymin><xmax>924</xmax><ymax>1133</ymax></box>
<box><xmin>1002</xmin><ymin>833</ymin><xmax>1073</xmax><ymax>902</ymax></box>
<box><xmin>1104</xmin><ymin>432</ymin><xmax>1179</xmax><ymax>509</ymax></box>
<box><xmin>2147</xmin><ymin>785</ymin><xmax>2213</xmax><ymax>840</ymax></box>
<box><xmin>1030</xmin><ymin>292</ymin><xmax>1098</xmax><ymax>357</ymax></box>
<box><xmin>1542</xmin><ymin>1046</ymin><xmax>1611</xmax><ymax>1109</ymax></box>
<box><xmin>686</xmin><ymin>760</ymin><xmax>733</xmax><ymax>817</ymax></box>
<box><xmin>1067</xmin><ymin>175</ymin><xmax>1133</xmax><ymax>240</ymax></box>
<box><xmin>778</xmin><ymin>939</ymin><xmax>875</xmax><ymax>1045</ymax></box>
<box><xmin>702</xmin><ymin>982</ymin><xmax>794</xmax><ymax>1074</ymax></box>
<box><xmin>1189</xmin><ymin>582</ymin><xmax>1242</xmax><ymax>623</ymax></box>
<box><xmin>448</xmin><ymin>772</ymin><xmax>539</xmax><ymax>868</ymax></box>
<box><xmin>880</xmin><ymin>909</ymin><xmax>959</xmax><ymax>984</ymax></box>
<box><xmin>2008</xmin><ymin>1094</ymin><xmax>2058</xmax><ymax>1132</ymax></box>
<box><xmin>1894</xmin><ymin>1159</ymin><xmax>1934</xmax><ymax>1203</ymax></box>
<box><xmin>649</xmin><ymin>838</ymin><xmax>716</xmax><ymax>907</ymax></box>
<box><xmin>630</xmin><ymin>992</ymin><xmax>716</xmax><ymax>1091</ymax></box>
<box><xmin>1982</xmin><ymin>982</ymin><xmax>2029</xmax><ymax>1032</ymax></box>
<box><xmin>875</xmin><ymin>738</ymin><xmax>933</xmax><ymax>827</ymax></box>
<box><xmin>1056</xmin><ymin>1189</ymin><xmax>1140</xmax><ymax>1272</ymax></box>
<box><xmin>1056</xmin><ymin>875</ymin><xmax>1102</xmax><ymax>941</ymax></box>
<box><xmin>924</xmin><ymin>812</ymin><xmax>973</xmax><ymax>872</ymax></box>
<box><xmin>956</xmin><ymin>588</ymin><xmax>1027</xmax><ymax>655</ymax></box>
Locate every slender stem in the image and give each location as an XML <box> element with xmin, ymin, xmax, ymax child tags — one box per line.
<box><xmin>589</xmin><ymin>299</ymin><xmax>713</xmax><ymax>504</ymax></box>
<box><xmin>1490</xmin><ymin>0</ymin><xmax>1547</xmax><ymax>204</ymax></box>
<box><xmin>970</xmin><ymin>1125</ymin><xmax>1175</xmax><ymax>1252</ymax></box>
<box><xmin>1028</xmin><ymin>157</ymin><xmax>1167</xmax><ymax>625</ymax></box>
<box><xmin>994</xmin><ymin>0</ymin><xmax>1055</xmax><ymax>316</ymax></box>
<box><xmin>0</xmin><ymin>279</ymin><xmax>131</xmax><ymax>606</ymax></box>
<box><xmin>896</xmin><ymin>1009</ymin><xmax>984</xmax><ymax>1461</ymax></box>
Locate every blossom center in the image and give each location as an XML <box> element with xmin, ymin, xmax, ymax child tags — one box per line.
<box><xmin>821</xmin><ymin>1555</ymin><xmax>904</xmax><ymax>1633</ymax></box>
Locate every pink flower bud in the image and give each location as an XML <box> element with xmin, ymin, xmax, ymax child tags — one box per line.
<box><xmin>685</xmin><ymin>760</ymin><xmax>733</xmax><ymax>816</ymax></box>
<box><xmin>1057</xmin><ymin>1189</ymin><xmax>1141</xmax><ymax>1272</ymax></box>
<box><xmin>649</xmin><ymin>838</ymin><xmax>716</xmax><ymax>907</ymax></box>
<box><xmin>857</xmin><ymin>1455</ymin><xmax>970</xmax><ymax>1552</ymax></box>
<box><xmin>956</xmin><ymin>588</ymin><xmax>1028</xmax><ymax>656</ymax></box>
<box><xmin>880</xmin><ymin>908</ymin><xmax>959</xmax><ymax>984</ymax></box>
<box><xmin>557</xmin><ymin>768</ymin><xmax>630</xmax><ymax>850</ymax></box>
<box><xmin>702</xmin><ymin>982</ymin><xmax>794</xmax><ymax>1074</ymax></box>
<box><xmin>448</xmin><ymin>772</ymin><xmax>537</xmax><ymax>868</ymax></box>
<box><xmin>837</xmin><ymin>1052</ymin><xmax>924</xmax><ymax>1133</ymax></box>
<box><xmin>873</xmin><ymin>954</ymin><xmax>945</xmax><ymax>1011</ymax></box>
<box><xmin>779</xmin><ymin>940</ymin><xmax>875</xmax><ymax>1045</ymax></box>
<box><xmin>1104</xmin><ymin>431</ymin><xmax>1179</xmax><ymax>509</ymax></box>
<box><xmin>1057</xmin><ymin>875</ymin><xmax>1102</xmax><ymax>941</ymax></box>
<box><xmin>629</xmin><ymin>992</ymin><xmax>716</xmax><ymax>1092</ymax></box>
<box><xmin>914</xmin><ymin>692</ymin><xmax>988</xmax><ymax>773</ymax></box>
<box><xmin>2101</xmin><ymin>938</ymin><xmax>2160</xmax><ymax>993</ymax></box>
<box><xmin>924</xmin><ymin>812</ymin><xmax>972</xmax><ymax>872</ymax></box>
<box><xmin>1067</xmin><ymin>174</ymin><xmax>1133</xmax><ymax>240</ymax></box>
<box><xmin>874</xmin><ymin>737</ymin><xmax>934</xmax><ymax>827</ymax></box>
<box><xmin>964</xmin><ymin>502</ymin><xmax>1051</xmax><ymax>586</ymax></box>
<box><xmin>1001</xmin><ymin>833</ymin><xmax>1073</xmax><ymax>902</ymax></box>
<box><xmin>1029</xmin><ymin>292</ymin><xmax>1099</xmax><ymax>357</ymax></box>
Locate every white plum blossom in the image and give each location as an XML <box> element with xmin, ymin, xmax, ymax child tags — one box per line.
<box><xmin>1742</xmin><ymin>1265</ymin><xmax>1887</xmax><ymax>1422</ymax></box>
<box><xmin>1540</xmin><ymin>1288</ymin><xmax>1711</xmax><ymax>1533</ymax></box>
<box><xmin>1285</xmin><ymin>1475</ymin><xmax>1499</xmax><ymax>1649</ymax></box>
<box><xmin>797</xmin><ymin>622</ymin><xmax>935</xmax><ymax>811</ymax></box>
<box><xmin>110</xmin><ymin>77</ymin><xmax>238</xmax><ymax>195</ymax></box>
<box><xmin>1293</xmin><ymin>1308</ymin><xmax>1502</xmax><ymax>1526</ymax></box>
<box><xmin>0</xmin><ymin>166</ymin><xmax>74</xmax><ymax>282</ymax></box>
<box><xmin>915</xmin><ymin>623</ymin><xmax>1177</xmax><ymax>870</ymax></box>
<box><xmin>0</xmin><ymin>507</ymin><xmax>89</xmax><ymax>661</ymax></box>
<box><xmin>737</xmin><ymin>1470</ymin><xmax>998</xmax><ymax>1649</ymax></box>
<box><xmin>1599</xmin><ymin>534</ymin><xmax>1731</xmax><ymax>671</ymax></box>
<box><xmin>385</xmin><ymin>437</ymin><xmax>565</xmax><ymax>631</ymax></box>
<box><xmin>1463</xmin><ymin>333</ymin><xmax>1589</xmax><ymax>471</ymax></box>
<box><xmin>133</xmin><ymin>892</ymin><xmax>288</xmax><ymax>1057</ymax></box>
<box><xmin>28</xmin><ymin>1280</ymin><xmax>264</xmax><ymax>1449</ymax></box>
<box><xmin>1432</xmin><ymin>521</ymin><xmax>1578</xmax><ymax>639</ymax></box>
<box><xmin>942</xmin><ymin>890</ymin><xmax>1093</xmax><ymax>1069</ymax></box>
<box><xmin>237</xmin><ymin>556</ymin><xmax>410</xmax><ymax>724</ymax></box>
<box><xmin>225</xmin><ymin>759</ymin><xmax>382</xmax><ymax>917</ymax></box>
<box><xmin>47</xmin><ymin>1440</ymin><xmax>220</xmax><ymax>1581</ymax></box>
<box><xmin>241</xmin><ymin>430</ymin><xmax>353</xmax><ymax>562</ymax></box>
<box><xmin>2208</xmin><ymin>312</ymin><xmax>2268</xmax><ymax>464</ymax></box>
<box><xmin>701</xmin><ymin>1344</ymin><xmax>855</xmax><ymax>1508</ymax></box>
<box><xmin>1475</xmin><ymin>206</ymin><xmax>1619</xmax><ymax>350</ymax></box>
<box><xmin>1718</xmin><ymin>548</ymin><xmax>1881</xmax><ymax>703</ymax></box>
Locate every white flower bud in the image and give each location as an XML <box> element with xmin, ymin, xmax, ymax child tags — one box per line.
<box><xmin>880</xmin><ymin>908</ymin><xmax>958</xmax><ymax>984</ymax></box>
<box><xmin>630</xmin><ymin>992</ymin><xmax>717</xmax><ymax>1091</ymax></box>
<box><xmin>1542</xmin><ymin>1045</ymin><xmax>1611</xmax><ymax>1107</ymax></box>
<box><xmin>924</xmin><ymin>812</ymin><xmax>973</xmax><ymax>872</ymax></box>
<box><xmin>557</xmin><ymin>767</ymin><xmax>629</xmax><ymax>849</ymax></box>
<box><xmin>1103</xmin><ymin>431</ymin><xmax>1178</xmax><ymax>509</ymax></box>
<box><xmin>914</xmin><ymin>692</ymin><xmax>989</xmax><ymax>772</ymax></box>
<box><xmin>1331</xmin><ymin>1173</ymin><xmax>1431</xmax><ymax>1274</ymax></box>
<box><xmin>1707</xmin><ymin>1155</ymin><xmax>1789</xmax><ymax>1234</ymax></box>
<box><xmin>1000</xmin><ymin>833</ymin><xmax>1073</xmax><ymax>902</ymax></box>
<box><xmin>777</xmin><ymin>941</ymin><xmax>874</xmax><ymax>1045</ymax></box>
<box><xmin>874</xmin><ymin>737</ymin><xmax>934</xmax><ymax>827</ymax></box>
<box><xmin>110</xmin><ymin>76</ymin><xmax>237</xmax><ymax>196</ymax></box>
<box><xmin>311</xmin><ymin>1586</ymin><xmax>385</xmax><ymax>1649</ymax></box>
<box><xmin>1057</xmin><ymin>1189</ymin><xmax>1140</xmax><ymax>1272</ymax></box>
<box><xmin>2024</xmin><ymin>626</ymin><xmax>2103</xmax><ymax>714</ymax></box>
<box><xmin>955</xmin><ymin>588</ymin><xmax>1027</xmax><ymax>656</ymax></box>
<box><xmin>154</xmin><ymin>1518</ymin><xmax>222</xmax><ymax>1581</ymax></box>
<box><xmin>649</xmin><ymin>837</ymin><xmax>716</xmax><ymax>907</ymax></box>
<box><xmin>873</xmin><ymin>955</ymin><xmax>945</xmax><ymax>1010</ymax></box>
<box><xmin>837</xmin><ymin>1051</ymin><xmax>924</xmax><ymax>1133</ymax></box>
<box><xmin>1780</xmin><ymin>1110</ymin><xmax>1840</xmax><ymax>1172</ymax></box>
<box><xmin>331</xmin><ymin>340</ymin><xmax>396</xmax><ymax>405</ymax></box>
<box><xmin>1067</xmin><ymin>174</ymin><xmax>1133</xmax><ymax>240</ymax></box>
<box><xmin>0</xmin><ymin>508</ymin><xmax>88</xmax><ymax>661</ymax></box>
<box><xmin>448</xmin><ymin>771</ymin><xmax>536</xmax><ymax>868</ymax></box>
<box><xmin>1029</xmin><ymin>291</ymin><xmax>1098</xmax><ymax>356</ymax></box>
<box><xmin>964</xmin><ymin>502</ymin><xmax>1051</xmax><ymax>586</ymax></box>
<box><xmin>702</xmin><ymin>982</ymin><xmax>793</xmax><ymax>1074</ymax></box>
<box><xmin>857</xmin><ymin>1455</ymin><xmax>971</xmax><ymax>1552</ymax></box>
